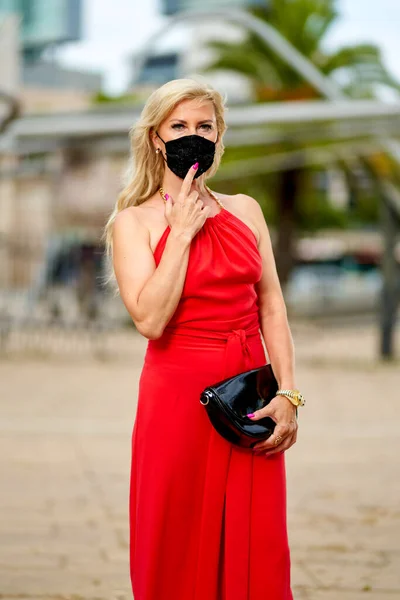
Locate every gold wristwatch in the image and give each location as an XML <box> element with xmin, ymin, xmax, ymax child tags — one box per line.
<box><xmin>276</xmin><ymin>389</ymin><xmax>305</xmax><ymax>407</ymax></box>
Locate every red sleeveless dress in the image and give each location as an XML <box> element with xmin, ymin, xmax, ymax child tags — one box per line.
<box><xmin>129</xmin><ymin>206</ymin><xmax>293</xmax><ymax>600</ymax></box>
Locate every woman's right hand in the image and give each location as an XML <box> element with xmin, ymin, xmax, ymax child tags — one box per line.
<box><xmin>164</xmin><ymin>162</ymin><xmax>211</xmax><ymax>241</ymax></box>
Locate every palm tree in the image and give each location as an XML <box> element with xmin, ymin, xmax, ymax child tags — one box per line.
<box><xmin>203</xmin><ymin>0</ymin><xmax>400</xmax><ymax>286</ymax></box>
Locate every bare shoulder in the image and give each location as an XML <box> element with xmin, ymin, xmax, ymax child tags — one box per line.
<box><xmin>213</xmin><ymin>191</ymin><xmax>265</xmax><ymax>245</ymax></box>
<box><xmin>113</xmin><ymin>196</ymin><xmax>168</xmax><ymax>253</ymax></box>
<box><xmin>113</xmin><ymin>205</ymin><xmax>149</xmax><ymax>239</ymax></box>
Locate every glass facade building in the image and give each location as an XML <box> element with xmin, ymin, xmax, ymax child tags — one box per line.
<box><xmin>0</xmin><ymin>0</ymin><xmax>81</xmax><ymax>51</ymax></box>
<box><xmin>136</xmin><ymin>54</ymin><xmax>179</xmax><ymax>85</ymax></box>
<box><xmin>162</xmin><ymin>0</ymin><xmax>266</xmax><ymax>15</ymax></box>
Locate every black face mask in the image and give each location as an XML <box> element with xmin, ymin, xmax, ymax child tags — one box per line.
<box><xmin>156</xmin><ymin>132</ymin><xmax>216</xmax><ymax>179</ymax></box>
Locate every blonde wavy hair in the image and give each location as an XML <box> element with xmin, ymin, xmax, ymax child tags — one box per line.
<box><xmin>101</xmin><ymin>77</ymin><xmax>228</xmax><ymax>293</ymax></box>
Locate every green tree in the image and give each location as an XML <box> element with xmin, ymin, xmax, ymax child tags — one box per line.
<box><xmin>204</xmin><ymin>0</ymin><xmax>399</xmax><ymax>285</ymax></box>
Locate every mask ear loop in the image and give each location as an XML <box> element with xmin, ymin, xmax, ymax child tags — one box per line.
<box><xmin>155</xmin><ymin>131</ymin><xmax>167</xmax><ymax>163</ymax></box>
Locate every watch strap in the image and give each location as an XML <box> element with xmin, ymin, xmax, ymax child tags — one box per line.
<box><xmin>276</xmin><ymin>389</ymin><xmax>305</xmax><ymax>407</ymax></box>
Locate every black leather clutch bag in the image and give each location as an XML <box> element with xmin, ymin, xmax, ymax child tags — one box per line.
<box><xmin>199</xmin><ymin>363</ymin><xmax>278</xmax><ymax>448</ymax></box>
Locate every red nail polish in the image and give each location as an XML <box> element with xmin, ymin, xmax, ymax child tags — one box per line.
<box><xmin>193</xmin><ymin>162</ymin><xmax>199</xmax><ymax>170</ymax></box>
<box><xmin>247</xmin><ymin>413</ymin><xmax>255</xmax><ymax>418</ymax></box>
<box><xmin>165</xmin><ymin>193</ymin><xmax>169</xmax><ymax>200</ymax></box>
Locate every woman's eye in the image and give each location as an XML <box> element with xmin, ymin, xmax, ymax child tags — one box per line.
<box><xmin>171</xmin><ymin>123</ymin><xmax>212</xmax><ymax>131</ymax></box>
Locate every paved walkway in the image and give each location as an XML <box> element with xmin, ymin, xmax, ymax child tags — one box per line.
<box><xmin>0</xmin><ymin>321</ymin><xmax>399</xmax><ymax>599</ymax></box>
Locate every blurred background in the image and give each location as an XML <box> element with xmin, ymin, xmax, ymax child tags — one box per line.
<box><xmin>0</xmin><ymin>1</ymin><xmax>399</xmax><ymax>599</ymax></box>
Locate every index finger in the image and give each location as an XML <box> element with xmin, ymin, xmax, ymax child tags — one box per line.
<box><xmin>179</xmin><ymin>162</ymin><xmax>199</xmax><ymax>199</ymax></box>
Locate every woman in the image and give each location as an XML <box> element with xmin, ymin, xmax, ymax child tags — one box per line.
<box><xmin>103</xmin><ymin>78</ymin><xmax>301</xmax><ymax>600</ymax></box>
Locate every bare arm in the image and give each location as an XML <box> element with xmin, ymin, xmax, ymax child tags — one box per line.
<box><xmin>112</xmin><ymin>209</ymin><xmax>191</xmax><ymax>339</ymax></box>
<box><xmin>112</xmin><ymin>162</ymin><xmax>211</xmax><ymax>340</ymax></box>
<box><xmin>237</xmin><ymin>194</ymin><xmax>298</xmax><ymax>455</ymax></box>
<box><xmin>246</xmin><ymin>196</ymin><xmax>296</xmax><ymax>389</ymax></box>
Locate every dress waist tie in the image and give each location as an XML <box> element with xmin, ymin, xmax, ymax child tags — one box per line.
<box><xmin>159</xmin><ymin>323</ymin><xmax>262</xmax><ymax>379</ymax></box>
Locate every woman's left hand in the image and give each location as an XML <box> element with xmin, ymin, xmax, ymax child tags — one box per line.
<box><xmin>249</xmin><ymin>396</ymin><xmax>298</xmax><ymax>457</ymax></box>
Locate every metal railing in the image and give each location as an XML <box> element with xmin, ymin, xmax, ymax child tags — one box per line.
<box><xmin>0</xmin><ymin>231</ymin><xmax>131</xmax><ymax>356</ymax></box>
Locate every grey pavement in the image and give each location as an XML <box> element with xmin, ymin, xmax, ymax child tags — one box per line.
<box><xmin>0</xmin><ymin>321</ymin><xmax>399</xmax><ymax>599</ymax></box>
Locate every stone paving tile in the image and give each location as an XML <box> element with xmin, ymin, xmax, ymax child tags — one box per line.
<box><xmin>0</xmin><ymin>323</ymin><xmax>399</xmax><ymax>599</ymax></box>
<box><xmin>291</xmin><ymin>561</ymin><xmax>319</xmax><ymax>588</ymax></box>
<box><xmin>303</xmin><ymin>590</ymin><xmax>400</xmax><ymax>599</ymax></box>
<box><xmin>292</xmin><ymin>586</ymin><xmax>311</xmax><ymax>599</ymax></box>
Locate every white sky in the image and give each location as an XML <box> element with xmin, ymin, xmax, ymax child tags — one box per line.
<box><xmin>55</xmin><ymin>0</ymin><xmax>400</xmax><ymax>94</ymax></box>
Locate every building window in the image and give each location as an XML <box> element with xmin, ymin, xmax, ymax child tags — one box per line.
<box><xmin>136</xmin><ymin>53</ymin><xmax>179</xmax><ymax>85</ymax></box>
<box><xmin>20</xmin><ymin>0</ymin><xmax>34</xmax><ymax>26</ymax></box>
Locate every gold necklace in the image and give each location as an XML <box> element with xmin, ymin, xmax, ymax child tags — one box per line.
<box><xmin>158</xmin><ymin>185</ymin><xmax>225</xmax><ymax>210</ymax></box>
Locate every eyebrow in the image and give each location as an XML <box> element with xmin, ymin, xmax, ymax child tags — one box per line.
<box><xmin>168</xmin><ymin>119</ymin><xmax>214</xmax><ymax>124</ymax></box>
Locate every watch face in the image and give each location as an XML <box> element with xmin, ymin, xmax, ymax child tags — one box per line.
<box><xmin>293</xmin><ymin>391</ymin><xmax>304</xmax><ymax>405</ymax></box>
<box><xmin>277</xmin><ymin>390</ymin><xmax>305</xmax><ymax>406</ymax></box>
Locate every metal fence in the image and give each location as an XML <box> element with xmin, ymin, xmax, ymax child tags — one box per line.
<box><xmin>0</xmin><ymin>230</ymin><xmax>132</xmax><ymax>357</ymax></box>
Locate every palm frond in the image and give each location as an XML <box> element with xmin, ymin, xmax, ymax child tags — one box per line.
<box><xmin>205</xmin><ymin>40</ymin><xmax>282</xmax><ymax>88</ymax></box>
<box><xmin>320</xmin><ymin>44</ymin><xmax>400</xmax><ymax>93</ymax></box>
<box><xmin>201</xmin><ymin>0</ymin><xmax>399</xmax><ymax>100</ymax></box>
<box><xmin>321</xmin><ymin>44</ymin><xmax>382</xmax><ymax>73</ymax></box>
<box><xmin>266</xmin><ymin>0</ymin><xmax>338</xmax><ymax>55</ymax></box>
